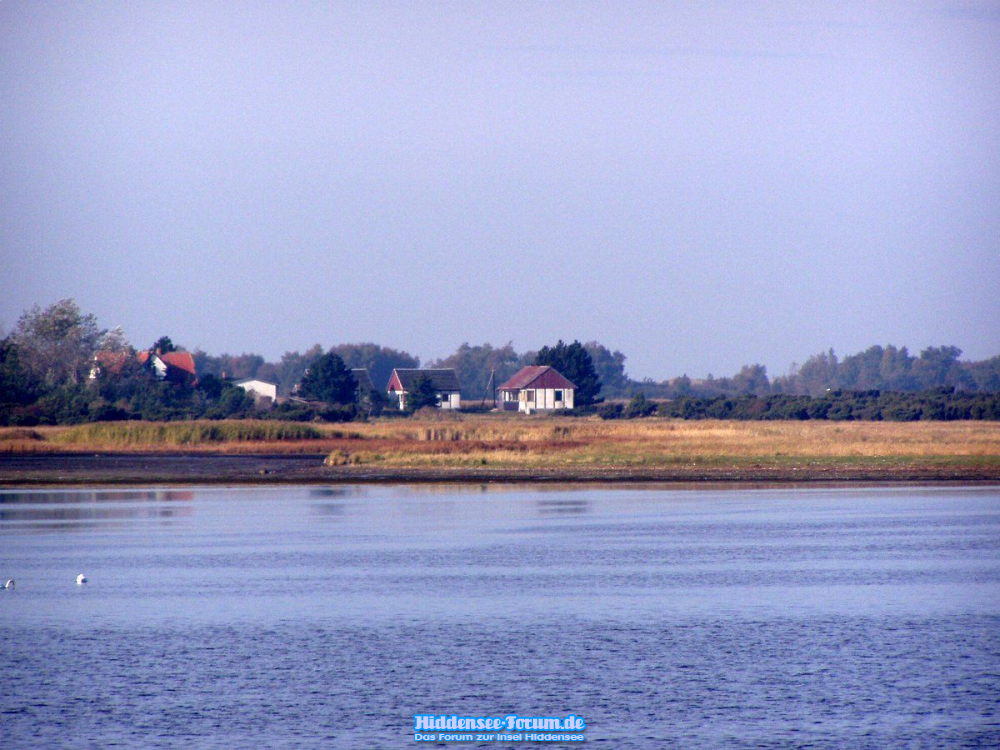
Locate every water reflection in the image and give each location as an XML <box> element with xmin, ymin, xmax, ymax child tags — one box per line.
<box><xmin>0</xmin><ymin>489</ymin><xmax>194</xmax><ymax>531</ymax></box>
<box><xmin>310</xmin><ymin>502</ymin><xmax>346</xmax><ymax>518</ymax></box>
<box><xmin>0</xmin><ymin>489</ymin><xmax>194</xmax><ymax>505</ymax></box>
<box><xmin>537</xmin><ymin>497</ymin><xmax>591</xmax><ymax>515</ymax></box>
<box><xmin>308</xmin><ymin>488</ymin><xmax>348</xmax><ymax>498</ymax></box>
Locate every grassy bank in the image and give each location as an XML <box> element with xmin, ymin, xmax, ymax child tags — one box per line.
<box><xmin>323</xmin><ymin>417</ymin><xmax>1000</xmax><ymax>471</ymax></box>
<box><xmin>1</xmin><ymin>417</ymin><xmax>998</xmax><ymax>477</ymax></box>
<box><xmin>0</xmin><ymin>420</ymin><xmax>346</xmax><ymax>452</ymax></box>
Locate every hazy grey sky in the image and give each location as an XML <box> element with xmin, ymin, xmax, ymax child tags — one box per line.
<box><xmin>2</xmin><ymin>1</ymin><xmax>997</xmax><ymax>379</ymax></box>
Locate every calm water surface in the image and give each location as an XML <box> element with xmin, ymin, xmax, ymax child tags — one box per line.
<box><xmin>1</xmin><ymin>484</ymin><xmax>998</xmax><ymax>747</ymax></box>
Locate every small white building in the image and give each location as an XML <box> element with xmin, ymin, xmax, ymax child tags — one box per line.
<box><xmin>498</xmin><ymin>366</ymin><xmax>576</xmax><ymax>413</ymax></box>
<box><xmin>234</xmin><ymin>378</ymin><xmax>278</xmax><ymax>403</ymax></box>
<box><xmin>386</xmin><ymin>369</ymin><xmax>462</xmax><ymax>410</ymax></box>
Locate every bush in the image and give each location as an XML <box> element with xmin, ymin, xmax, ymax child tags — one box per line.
<box><xmin>623</xmin><ymin>393</ymin><xmax>657</xmax><ymax>418</ymax></box>
<box><xmin>597</xmin><ymin>402</ymin><xmax>624</xmax><ymax>420</ymax></box>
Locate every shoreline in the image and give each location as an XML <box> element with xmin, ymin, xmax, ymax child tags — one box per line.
<box><xmin>2</xmin><ymin>452</ymin><xmax>999</xmax><ymax>487</ymax></box>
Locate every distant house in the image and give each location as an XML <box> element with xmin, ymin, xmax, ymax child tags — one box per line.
<box><xmin>498</xmin><ymin>366</ymin><xmax>576</xmax><ymax>413</ymax></box>
<box><xmin>233</xmin><ymin>378</ymin><xmax>277</xmax><ymax>403</ymax></box>
<box><xmin>137</xmin><ymin>350</ymin><xmax>198</xmax><ymax>385</ymax></box>
<box><xmin>386</xmin><ymin>368</ymin><xmax>462</xmax><ymax>410</ymax></box>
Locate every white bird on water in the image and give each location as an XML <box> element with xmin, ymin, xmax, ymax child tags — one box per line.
<box><xmin>76</xmin><ymin>574</ymin><xmax>88</xmax><ymax>585</ymax></box>
<box><xmin>3</xmin><ymin>579</ymin><xmax>13</xmax><ymax>590</ymax></box>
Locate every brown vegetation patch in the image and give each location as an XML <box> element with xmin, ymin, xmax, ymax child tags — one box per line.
<box><xmin>2</xmin><ymin>417</ymin><xmax>997</xmax><ymax>479</ymax></box>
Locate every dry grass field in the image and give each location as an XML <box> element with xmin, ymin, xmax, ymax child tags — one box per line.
<box><xmin>2</xmin><ymin>416</ymin><xmax>999</xmax><ymax>477</ymax></box>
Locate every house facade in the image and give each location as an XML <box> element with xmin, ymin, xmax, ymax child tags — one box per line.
<box><xmin>498</xmin><ymin>366</ymin><xmax>576</xmax><ymax>413</ymax></box>
<box><xmin>386</xmin><ymin>369</ymin><xmax>462</xmax><ymax>410</ymax></box>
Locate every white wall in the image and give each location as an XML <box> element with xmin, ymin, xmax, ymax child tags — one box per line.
<box><xmin>514</xmin><ymin>388</ymin><xmax>573</xmax><ymax>412</ymax></box>
<box><xmin>236</xmin><ymin>380</ymin><xmax>278</xmax><ymax>401</ymax></box>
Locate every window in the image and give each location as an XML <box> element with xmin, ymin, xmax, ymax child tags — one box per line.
<box><xmin>554</xmin><ymin>390</ymin><xmax>563</xmax><ymax>402</ymax></box>
<box><xmin>526</xmin><ymin>390</ymin><xmax>535</xmax><ymax>402</ymax></box>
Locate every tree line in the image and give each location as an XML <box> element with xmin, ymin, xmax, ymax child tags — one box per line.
<box><xmin>191</xmin><ymin>340</ymin><xmax>1000</xmax><ymax>401</ymax></box>
<box><xmin>599</xmin><ymin>389</ymin><xmax>1000</xmax><ymax>421</ymax></box>
<box><xmin>1</xmin><ymin>299</ymin><xmax>998</xmax><ymax>425</ymax></box>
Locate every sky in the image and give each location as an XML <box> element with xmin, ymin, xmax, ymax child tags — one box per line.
<box><xmin>1</xmin><ymin>1</ymin><xmax>998</xmax><ymax>381</ymax></box>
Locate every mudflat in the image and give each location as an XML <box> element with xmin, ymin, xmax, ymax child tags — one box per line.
<box><xmin>2</xmin><ymin>452</ymin><xmax>999</xmax><ymax>486</ymax></box>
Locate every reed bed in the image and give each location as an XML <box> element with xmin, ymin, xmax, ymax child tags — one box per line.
<box><xmin>51</xmin><ymin>420</ymin><xmax>327</xmax><ymax>447</ymax></box>
<box><xmin>4</xmin><ymin>418</ymin><xmax>999</xmax><ymax>472</ymax></box>
<box><xmin>321</xmin><ymin>417</ymin><xmax>1000</xmax><ymax>469</ymax></box>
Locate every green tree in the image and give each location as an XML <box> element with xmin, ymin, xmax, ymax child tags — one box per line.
<box><xmin>914</xmin><ymin>346</ymin><xmax>974</xmax><ymax>390</ymax></box>
<box><xmin>193</xmin><ymin>351</ymin><xmax>265</xmax><ymax>380</ymax></box>
<box><xmin>196</xmin><ymin>373</ymin><xmax>225</xmax><ymax>400</ymax></box>
<box><xmin>272</xmin><ymin>344</ymin><xmax>323</xmax><ymax>397</ymax></box>
<box><xmin>12</xmin><ymin>299</ymin><xmax>103</xmax><ymax>387</ymax></box>
<box><xmin>99</xmin><ymin>326</ymin><xmax>132</xmax><ymax>354</ymax></box>
<box><xmin>671</xmin><ymin>374</ymin><xmax>693</xmax><ymax>397</ymax></box>
<box><xmin>328</xmin><ymin>342</ymin><xmax>420</xmax><ymax>391</ymax></box>
<box><xmin>0</xmin><ymin>337</ymin><xmax>36</xmax><ymax>406</ymax></box>
<box><xmin>426</xmin><ymin>341</ymin><xmax>523</xmax><ymax>399</ymax></box>
<box><xmin>405</xmin><ymin>374</ymin><xmax>440</xmax><ymax>412</ymax></box>
<box><xmin>152</xmin><ymin>336</ymin><xmax>177</xmax><ymax>353</ymax></box>
<box><xmin>297</xmin><ymin>353</ymin><xmax>358</xmax><ymax>404</ymax></box>
<box><xmin>583</xmin><ymin>342</ymin><xmax>629</xmax><ymax>398</ymax></box>
<box><xmin>967</xmin><ymin>356</ymin><xmax>1000</xmax><ymax>392</ymax></box>
<box><xmin>730</xmin><ymin>364</ymin><xmax>770</xmax><ymax>395</ymax></box>
<box><xmin>794</xmin><ymin>349</ymin><xmax>839</xmax><ymax>396</ymax></box>
<box><xmin>535</xmin><ymin>339</ymin><xmax>602</xmax><ymax>405</ymax></box>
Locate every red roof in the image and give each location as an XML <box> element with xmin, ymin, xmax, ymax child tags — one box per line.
<box><xmin>138</xmin><ymin>350</ymin><xmax>197</xmax><ymax>378</ymax></box>
<box><xmin>159</xmin><ymin>351</ymin><xmax>196</xmax><ymax>377</ymax></box>
<box><xmin>498</xmin><ymin>366</ymin><xmax>576</xmax><ymax>391</ymax></box>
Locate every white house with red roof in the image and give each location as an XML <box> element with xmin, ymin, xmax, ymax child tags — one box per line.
<box><xmin>498</xmin><ymin>366</ymin><xmax>576</xmax><ymax>413</ymax></box>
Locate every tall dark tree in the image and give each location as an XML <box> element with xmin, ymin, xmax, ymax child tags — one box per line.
<box><xmin>405</xmin><ymin>374</ymin><xmax>440</xmax><ymax>412</ymax></box>
<box><xmin>297</xmin><ymin>353</ymin><xmax>358</xmax><ymax>405</ymax></box>
<box><xmin>0</xmin><ymin>337</ymin><xmax>35</xmax><ymax>405</ymax></box>
<box><xmin>535</xmin><ymin>339</ymin><xmax>602</xmax><ymax>405</ymax></box>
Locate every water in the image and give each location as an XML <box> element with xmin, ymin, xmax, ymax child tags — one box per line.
<box><xmin>1</xmin><ymin>484</ymin><xmax>998</xmax><ymax>747</ymax></box>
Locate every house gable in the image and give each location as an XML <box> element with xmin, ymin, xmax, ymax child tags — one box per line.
<box><xmin>498</xmin><ymin>366</ymin><xmax>577</xmax><ymax>392</ymax></box>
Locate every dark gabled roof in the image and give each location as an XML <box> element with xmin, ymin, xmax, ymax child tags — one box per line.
<box><xmin>351</xmin><ymin>369</ymin><xmax>375</xmax><ymax>391</ymax></box>
<box><xmin>498</xmin><ymin>365</ymin><xmax>576</xmax><ymax>391</ymax></box>
<box><xmin>388</xmin><ymin>368</ymin><xmax>461</xmax><ymax>393</ymax></box>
